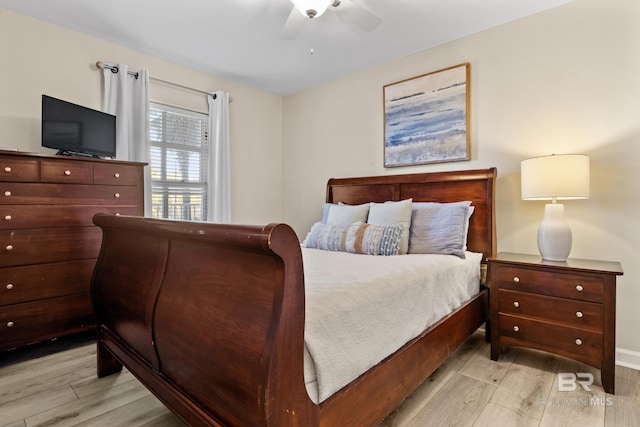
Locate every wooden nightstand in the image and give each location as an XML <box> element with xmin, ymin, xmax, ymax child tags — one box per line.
<box><xmin>488</xmin><ymin>252</ymin><xmax>623</xmax><ymax>394</ymax></box>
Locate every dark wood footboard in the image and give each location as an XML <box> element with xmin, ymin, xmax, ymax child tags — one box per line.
<box><xmin>91</xmin><ymin>215</ymin><xmax>318</xmax><ymax>426</ymax></box>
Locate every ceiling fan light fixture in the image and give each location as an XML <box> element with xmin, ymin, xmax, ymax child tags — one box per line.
<box><xmin>291</xmin><ymin>0</ymin><xmax>332</xmax><ymax>19</ymax></box>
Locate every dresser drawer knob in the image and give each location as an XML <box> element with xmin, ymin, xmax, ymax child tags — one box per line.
<box><xmin>4</xmin><ymin>215</ymin><xmax>11</xmax><ymax>221</ymax></box>
<box><xmin>6</xmin><ymin>245</ymin><xmax>13</xmax><ymax>251</ymax></box>
<box><xmin>64</xmin><ymin>170</ymin><xmax>71</xmax><ymax>176</ymax></box>
<box><xmin>6</xmin><ymin>321</ymin><xmax>14</xmax><ymax>328</ymax></box>
<box><xmin>513</xmin><ymin>276</ymin><xmax>520</xmax><ymax>283</ymax></box>
<box><xmin>4</xmin><ymin>166</ymin><xmax>11</xmax><ymax>173</ymax></box>
<box><xmin>115</xmin><ymin>213</ymin><xmax>121</xmax><ymax>216</ymax></box>
<box><xmin>114</xmin><ymin>193</ymin><xmax>120</xmax><ymax>198</ymax></box>
<box><xmin>513</xmin><ymin>326</ymin><xmax>520</xmax><ymax>332</ymax></box>
<box><xmin>114</xmin><ymin>172</ymin><xmax>120</xmax><ymax>178</ymax></box>
<box><xmin>576</xmin><ymin>311</ymin><xmax>584</xmax><ymax>318</ymax></box>
<box><xmin>576</xmin><ymin>285</ymin><xmax>584</xmax><ymax>292</ymax></box>
<box><xmin>513</xmin><ymin>301</ymin><xmax>520</xmax><ymax>308</ymax></box>
<box><xmin>6</xmin><ymin>283</ymin><xmax>13</xmax><ymax>290</ymax></box>
<box><xmin>575</xmin><ymin>338</ymin><xmax>583</xmax><ymax>346</ymax></box>
<box><xmin>4</xmin><ymin>191</ymin><xmax>11</xmax><ymax>197</ymax></box>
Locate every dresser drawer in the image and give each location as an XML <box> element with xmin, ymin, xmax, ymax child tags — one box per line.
<box><xmin>0</xmin><ymin>183</ymin><xmax>142</xmax><ymax>206</ymax></box>
<box><xmin>41</xmin><ymin>160</ymin><xmax>93</xmax><ymax>184</ymax></box>
<box><xmin>498</xmin><ymin>289</ymin><xmax>603</xmax><ymax>330</ymax></box>
<box><xmin>0</xmin><ymin>294</ymin><xmax>94</xmax><ymax>351</ymax></box>
<box><xmin>0</xmin><ymin>158</ymin><xmax>39</xmax><ymax>182</ymax></box>
<box><xmin>1</xmin><ymin>259</ymin><xmax>96</xmax><ymax>305</ymax></box>
<box><xmin>93</xmin><ymin>163</ymin><xmax>142</xmax><ymax>186</ymax></box>
<box><xmin>0</xmin><ymin>205</ymin><xmax>141</xmax><ymax>229</ymax></box>
<box><xmin>498</xmin><ymin>313</ymin><xmax>603</xmax><ymax>360</ymax></box>
<box><xmin>494</xmin><ymin>265</ymin><xmax>603</xmax><ymax>303</ymax></box>
<box><xmin>0</xmin><ymin>227</ymin><xmax>102</xmax><ymax>267</ymax></box>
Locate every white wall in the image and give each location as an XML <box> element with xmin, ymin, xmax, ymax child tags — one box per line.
<box><xmin>0</xmin><ymin>8</ymin><xmax>283</xmax><ymax>225</ymax></box>
<box><xmin>282</xmin><ymin>0</ymin><xmax>640</xmax><ymax>358</ymax></box>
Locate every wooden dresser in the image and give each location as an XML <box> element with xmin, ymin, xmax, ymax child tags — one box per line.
<box><xmin>0</xmin><ymin>151</ymin><xmax>145</xmax><ymax>351</ymax></box>
<box><xmin>488</xmin><ymin>252</ymin><xmax>623</xmax><ymax>394</ymax></box>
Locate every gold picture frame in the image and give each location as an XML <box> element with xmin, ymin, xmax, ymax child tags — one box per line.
<box><xmin>383</xmin><ymin>63</ymin><xmax>470</xmax><ymax>167</ymax></box>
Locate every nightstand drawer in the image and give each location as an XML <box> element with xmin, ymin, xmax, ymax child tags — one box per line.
<box><xmin>495</xmin><ymin>266</ymin><xmax>603</xmax><ymax>303</ymax></box>
<box><xmin>498</xmin><ymin>313</ymin><xmax>603</xmax><ymax>360</ymax></box>
<box><xmin>498</xmin><ymin>289</ymin><xmax>603</xmax><ymax>329</ymax></box>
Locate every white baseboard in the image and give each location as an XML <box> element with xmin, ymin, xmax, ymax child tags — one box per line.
<box><xmin>616</xmin><ymin>347</ymin><xmax>640</xmax><ymax>371</ymax></box>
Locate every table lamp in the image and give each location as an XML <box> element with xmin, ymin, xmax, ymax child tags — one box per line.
<box><xmin>521</xmin><ymin>154</ymin><xmax>590</xmax><ymax>261</ymax></box>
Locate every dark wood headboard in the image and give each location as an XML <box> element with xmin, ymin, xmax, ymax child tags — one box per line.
<box><xmin>326</xmin><ymin>168</ymin><xmax>497</xmax><ymax>261</ymax></box>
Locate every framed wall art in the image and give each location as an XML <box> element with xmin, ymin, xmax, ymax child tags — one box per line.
<box><xmin>383</xmin><ymin>63</ymin><xmax>470</xmax><ymax>167</ymax></box>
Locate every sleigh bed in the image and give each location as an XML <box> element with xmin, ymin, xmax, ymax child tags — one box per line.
<box><xmin>91</xmin><ymin>167</ymin><xmax>496</xmax><ymax>427</ymax></box>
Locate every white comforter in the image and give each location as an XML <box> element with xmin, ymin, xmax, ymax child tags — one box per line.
<box><xmin>301</xmin><ymin>248</ymin><xmax>482</xmax><ymax>403</ymax></box>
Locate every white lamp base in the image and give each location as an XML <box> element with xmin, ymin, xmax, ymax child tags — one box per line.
<box><xmin>537</xmin><ymin>203</ymin><xmax>572</xmax><ymax>262</ymax></box>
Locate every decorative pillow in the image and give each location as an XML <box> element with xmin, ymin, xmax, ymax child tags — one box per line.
<box><xmin>302</xmin><ymin>222</ymin><xmax>350</xmax><ymax>252</ymax></box>
<box><xmin>408</xmin><ymin>201</ymin><xmax>472</xmax><ymax>258</ymax></box>
<box><xmin>326</xmin><ymin>203</ymin><xmax>369</xmax><ymax>225</ymax></box>
<box><xmin>302</xmin><ymin>222</ymin><xmax>403</xmax><ymax>256</ymax></box>
<box><xmin>367</xmin><ymin>198</ymin><xmax>412</xmax><ymax>254</ymax></box>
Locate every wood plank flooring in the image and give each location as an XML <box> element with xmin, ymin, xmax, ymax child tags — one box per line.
<box><xmin>1</xmin><ymin>330</ymin><xmax>638</xmax><ymax>426</ymax></box>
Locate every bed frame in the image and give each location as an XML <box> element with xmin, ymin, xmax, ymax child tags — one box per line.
<box><xmin>91</xmin><ymin>167</ymin><xmax>496</xmax><ymax>427</ymax></box>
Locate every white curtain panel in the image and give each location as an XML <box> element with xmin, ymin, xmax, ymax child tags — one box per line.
<box><xmin>102</xmin><ymin>63</ymin><xmax>152</xmax><ymax>216</ymax></box>
<box><xmin>207</xmin><ymin>91</ymin><xmax>231</xmax><ymax>223</ymax></box>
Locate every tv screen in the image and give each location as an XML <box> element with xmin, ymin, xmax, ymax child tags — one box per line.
<box><xmin>42</xmin><ymin>95</ymin><xmax>116</xmax><ymax>158</ymax></box>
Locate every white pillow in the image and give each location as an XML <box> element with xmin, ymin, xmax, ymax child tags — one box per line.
<box><xmin>326</xmin><ymin>203</ymin><xmax>370</xmax><ymax>226</ymax></box>
<box><xmin>367</xmin><ymin>198</ymin><xmax>412</xmax><ymax>254</ymax></box>
<box><xmin>408</xmin><ymin>201</ymin><xmax>472</xmax><ymax>258</ymax></box>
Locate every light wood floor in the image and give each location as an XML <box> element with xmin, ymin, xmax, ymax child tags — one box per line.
<box><xmin>1</xmin><ymin>330</ymin><xmax>638</xmax><ymax>427</ymax></box>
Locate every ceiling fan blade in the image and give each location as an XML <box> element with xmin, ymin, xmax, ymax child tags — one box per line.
<box><xmin>335</xmin><ymin>0</ymin><xmax>381</xmax><ymax>32</ymax></box>
<box><xmin>281</xmin><ymin>6</ymin><xmax>307</xmax><ymax>39</ymax></box>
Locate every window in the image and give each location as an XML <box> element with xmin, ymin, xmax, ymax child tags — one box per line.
<box><xmin>149</xmin><ymin>103</ymin><xmax>208</xmax><ymax>221</ymax></box>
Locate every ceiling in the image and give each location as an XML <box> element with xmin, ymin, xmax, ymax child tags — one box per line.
<box><xmin>0</xmin><ymin>0</ymin><xmax>574</xmax><ymax>96</ymax></box>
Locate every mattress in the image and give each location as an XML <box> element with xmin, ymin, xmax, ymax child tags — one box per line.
<box><xmin>301</xmin><ymin>248</ymin><xmax>483</xmax><ymax>403</ymax></box>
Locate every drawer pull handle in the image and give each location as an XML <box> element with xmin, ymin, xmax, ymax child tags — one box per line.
<box><xmin>575</xmin><ymin>338</ymin><xmax>583</xmax><ymax>346</ymax></box>
<box><xmin>115</xmin><ymin>213</ymin><xmax>121</xmax><ymax>216</ymax></box>
<box><xmin>576</xmin><ymin>311</ymin><xmax>584</xmax><ymax>318</ymax></box>
<box><xmin>513</xmin><ymin>301</ymin><xmax>520</xmax><ymax>308</ymax></box>
<box><xmin>6</xmin><ymin>245</ymin><xmax>13</xmax><ymax>251</ymax></box>
<box><xmin>7</xmin><ymin>321</ymin><xmax>14</xmax><ymax>328</ymax></box>
<box><xmin>114</xmin><ymin>172</ymin><xmax>120</xmax><ymax>178</ymax></box>
<box><xmin>4</xmin><ymin>191</ymin><xmax>11</xmax><ymax>197</ymax></box>
<box><xmin>114</xmin><ymin>193</ymin><xmax>120</xmax><ymax>198</ymax></box>
<box><xmin>4</xmin><ymin>215</ymin><xmax>11</xmax><ymax>221</ymax></box>
<box><xmin>513</xmin><ymin>276</ymin><xmax>520</xmax><ymax>283</ymax></box>
<box><xmin>6</xmin><ymin>283</ymin><xmax>13</xmax><ymax>290</ymax></box>
<box><xmin>513</xmin><ymin>326</ymin><xmax>520</xmax><ymax>332</ymax></box>
<box><xmin>4</xmin><ymin>166</ymin><xmax>11</xmax><ymax>173</ymax></box>
<box><xmin>576</xmin><ymin>285</ymin><xmax>584</xmax><ymax>292</ymax></box>
<box><xmin>64</xmin><ymin>170</ymin><xmax>71</xmax><ymax>176</ymax></box>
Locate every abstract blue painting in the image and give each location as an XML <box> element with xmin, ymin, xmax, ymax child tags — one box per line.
<box><xmin>384</xmin><ymin>63</ymin><xmax>470</xmax><ymax>167</ymax></box>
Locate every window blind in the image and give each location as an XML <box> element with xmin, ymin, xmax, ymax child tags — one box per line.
<box><xmin>149</xmin><ymin>103</ymin><xmax>209</xmax><ymax>221</ymax></box>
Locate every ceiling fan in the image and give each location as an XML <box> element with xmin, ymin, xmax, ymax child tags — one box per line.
<box><xmin>282</xmin><ymin>0</ymin><xmax>382</xmax><ymax>39</ymax></box>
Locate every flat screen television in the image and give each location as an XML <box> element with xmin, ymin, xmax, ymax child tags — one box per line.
<box><xmin>42</xmin><ymin>95</ymin><xmax>116</xmax><ymax>158</ymax></box>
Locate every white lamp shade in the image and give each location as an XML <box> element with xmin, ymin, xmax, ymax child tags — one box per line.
<box><xmin>521</xmin><ymin>154</ymin><xmax>590</xmax><ymax>201</ymax></box>
<box><xmin>291</xmin><ymin>0</ymin><xmax>332</xmax><ymax>17</ymax></box>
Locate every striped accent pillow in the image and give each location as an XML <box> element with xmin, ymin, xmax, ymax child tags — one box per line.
<box><xmin>303</xmin><ymin>222</ymin><xmax>403</xmax><ymax>256</ymax></box>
